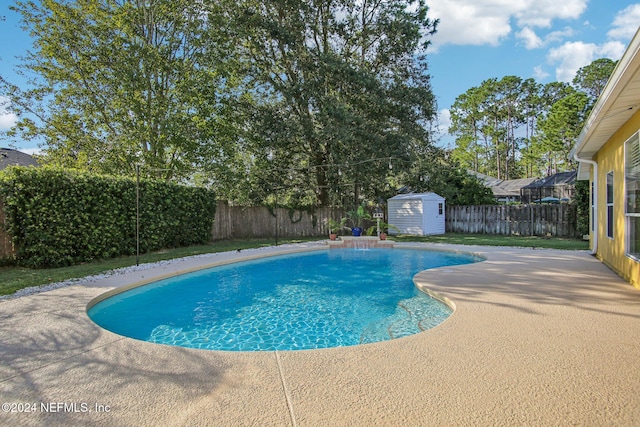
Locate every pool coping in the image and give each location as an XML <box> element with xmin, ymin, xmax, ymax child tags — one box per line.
<box><xmin>85</xmin><ymin>242</ymin><xmax>482</xmax><ymax>311</ymax></box>
<box><xmin>86</xmin><ymin>243</ymin><xmax>478</xmax><ymax>350</ymax></box>
<box><xmin>2</xmin><ymin>241</ymin><xmax>640</xmax><ymax>426</ymax></box>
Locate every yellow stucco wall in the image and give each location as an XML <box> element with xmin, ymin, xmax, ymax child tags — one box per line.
<box><xmin>593</xmin><ymin>109</ymin><xmax>640</xmax><ymax>289</ymax></box>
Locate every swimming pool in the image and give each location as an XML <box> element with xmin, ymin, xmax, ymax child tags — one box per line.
<box><xmin>88</xmin><ymin>248</ymin><xmax>482</xmax><ymax>351</ymax></box>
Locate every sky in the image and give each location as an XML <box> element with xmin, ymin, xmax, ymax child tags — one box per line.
<box><xmin>426</xmin><ymin>0</ymin><xmax>640</xmax><ymax>147</ymax></box>
<box><xmin>1</xmin><ymin>0</ymin><xmax>640</xmax><ymax>154</ymax></box>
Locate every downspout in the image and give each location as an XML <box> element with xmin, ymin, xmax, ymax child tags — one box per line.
<box><xmin>573</xmin><ymin>153</ymin><xmax>598</xmax><ymax>255</ymax></box>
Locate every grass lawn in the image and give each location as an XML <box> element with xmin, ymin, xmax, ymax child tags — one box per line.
<box><xmin>394</xmin><ymin>233</ymin><xmax>590</xmax><ymax>250</ymax></box>
<box><xmin>0</xmin><ymin>234</ymin><xmax>589</xmax><ymax>297</ymax></box>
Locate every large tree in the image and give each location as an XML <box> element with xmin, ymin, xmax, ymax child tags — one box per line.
<box><xmin>448</xmin><ymin>85</ymin><xmax>486</xmax><ymax>174</ymax></box>
<box><xmin>450</xmin><ymin>76</ymin><xmax>527</xmax><ymax>180</ymax></box>
<box><xmin>519</xmin><ymin>78</ymin><xmax>542</xmax><ymax>177</ymax></box>
<box><xmin>234</xmin><ymin>0</ymin><xmax>439</xmax><ymax>207</ymax></box>
<box><xmin>535</xmin><ymin>88</ymin><xmax>590</xmax><ymax>174</ymax></box>
<box><xmin>449</xmin><ymin>58</ymin><xmax>617</xmax><ymax>180</ymax></box>
<box><xmin>1</xmin><ymin>0</ymin><xmax>241</xmax><ymax>180</ymax></box>
<box><xmin>572</xmin><ymin>57</ymin><xmax>617</xmax><ymax>100</ymax></box>
<box><xmin>3</xmin><ymin>0</ymin><xmax>440</xmax><ymax>208</ymax></box>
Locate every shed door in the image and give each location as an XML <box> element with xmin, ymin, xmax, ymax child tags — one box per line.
<box><xmin>422</xmin><ymin>200</ymin><xmax>445</xmax><ymax>235</ymax></box>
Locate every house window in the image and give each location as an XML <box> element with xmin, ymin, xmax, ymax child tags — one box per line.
<box><xmin>625</xmin><ymin>132</ymin><xmax>640</xmax><ymax>260</ymax></box>
<box><xmin>607</xmin><ymin>171</ymin><xmax>614</xmax><ymax>239</ymax></box>
<box><xmin>438</xmin><ymin>203</ymin><xmax>443</xmax><ymax>215</ymax></box>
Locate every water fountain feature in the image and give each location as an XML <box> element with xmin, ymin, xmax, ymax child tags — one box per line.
<box><xmin>326</xmin><ymin>236</ymin><xmax>394</xmax><ymax>249</ymax></box>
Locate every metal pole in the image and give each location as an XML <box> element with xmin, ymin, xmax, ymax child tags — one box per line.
<box><xmin>275</xmin><ymin>191</ymin><xmax>279</xmax><ymax>246</ymax></box>
<box><xmin>136</xmin><ymin>164</ymin><xmax>140</xmax><ymax>266</ymax></box>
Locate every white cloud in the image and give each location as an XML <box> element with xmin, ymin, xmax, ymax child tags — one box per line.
<box><xmin>437</xmin><ymin>108</ymin><xmax>452</xmax><ymax>134</ymax></box>
<box><xmin>607</xmin><ymin>4</ymin><xmax>640</xmax><ymax>40</ymax></box>
<box><xmin>0</xmin><ymin>112</ymin><xmax>17</xmax><ymax>130</ymax></box>
<box><xmin>0</xmin><ymin>97</ymin><xmax>17</xmax><ymax>130</ymax></box>
<box><xmin>517</xmin><ymin>26</ymin><xmax>575</xmax><ymax>50</ymax></box>
<box><xmin>543</xmin><ymin>4</ymin><xmax>638</xmax><ymax>83</ymax></box>
<box><xmin>427</xmin><ymin>0</ymin><xmax>587</xmax><ymax>50</ymax></box>
<box><xmin>547</xmin><ymin>40</ymin><xmax>626</xmax><ymax>82</ymax></box>
<box><xmin>533</xmin><ymin>65</ymin><xmax>550</xmax><ymax>80</ymax></box>
<box><xmin>600</xmin><ymin>40</ymin><xmax>628</xmax><ymax>58</ymax></box>
<box><xmin>517</xmin><ymin>27</ymin><xmax>543</xmax><ymax>49</ymax></box>
<box><xmin>514</xmin><ymin>0</ymin><xmax>587</xmax><ymax>28</ymax></box>
<box><xmin>427</xmin><ymin>1</ymin><xmax>511</xmax><ymax>50</ymax></box>
<box><xmin>19</xmin><ymin>147</ymin><xmax>43</xmax><ymax>156</ymax></box>
<box><xmin>434</xmin><ymin>108</ymin><xmax>454</xmax><ymax>148</ymax></box>
<box><xmin>545</xmin><ymin>27</ymin><xmax>576</xmax><ymax>44</ymax></box>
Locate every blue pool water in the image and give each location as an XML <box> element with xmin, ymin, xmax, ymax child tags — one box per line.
<box><xmin>88</xmin><ymin>248</ymin><xmax>481</xmax><ymax>351</ymax></box>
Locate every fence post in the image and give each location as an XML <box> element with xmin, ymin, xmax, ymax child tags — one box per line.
<box><xmin>530</xmin><ymin>205</ymin><xmax>534</xmax><ymax>236</ymax></box>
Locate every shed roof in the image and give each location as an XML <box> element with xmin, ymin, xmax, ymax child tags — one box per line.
<box><xmin>388</xmin><ymin>192</ymin><xmax>445</xmax><ymax>201</ymax></box>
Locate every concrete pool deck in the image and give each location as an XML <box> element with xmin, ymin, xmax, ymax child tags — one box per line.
<box><xmin>1</xmin><ymin>242</ymin><xmax>640</xmax><ymax>426</ymax></box>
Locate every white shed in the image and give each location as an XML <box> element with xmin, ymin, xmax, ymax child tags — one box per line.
<box><xmin>387</xmin><ymin>193</ymin><xmax>445</xmax><ymax>236</ymax></box>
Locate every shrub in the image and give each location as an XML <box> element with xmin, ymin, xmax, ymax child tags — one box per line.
<box><xmin>0</xmin><ymin>166</ymin><xmax>216</xmax><ymax>268</ymax></box>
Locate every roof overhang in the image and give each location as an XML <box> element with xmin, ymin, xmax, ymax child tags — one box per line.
<box><xmin>573</xmin><ymin>27</ymin><xmax>640</xmax><ymax>180</ymax></box>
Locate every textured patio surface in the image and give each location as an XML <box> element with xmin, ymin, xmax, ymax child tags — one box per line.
<box><xmin>1</xmin><ymin>242</ymin><xmax>640</xmax><ymax>426</ymax></box>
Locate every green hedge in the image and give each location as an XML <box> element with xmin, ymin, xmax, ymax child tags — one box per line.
<box><xmin>0</xmin><ymin>167</ymin><xmax>216</xmax><ymax>268</ymax></box>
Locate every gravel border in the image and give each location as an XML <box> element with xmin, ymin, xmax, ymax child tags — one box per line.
<box><xmin>0</xmin><ymin>241</ymin><xmax>327</xmax><ymax>301</ymax></box>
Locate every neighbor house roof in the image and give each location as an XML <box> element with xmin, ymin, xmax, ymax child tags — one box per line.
<box><xmin>0</xmin><ymin>148</ymin><xmax>38</xmax><ymax>170</ymax></box>
<box><xmin>573</xmin><ymin>27</ymin><xmax>640</xmax><ymax>180</ymax></box>
<box><xmin>467</xmin><ymin>171</ymin><xmax>538</xmax><ymax>198</ymax></box>
<box><xmin>467</xmin><ymin>170</ymin><xmax>503</xmax><ymax>187</ymax></box>
<box><xmin>491</xmin><ymin>177</ymin><xmax>539</xmax><ymax>198</ymax></box>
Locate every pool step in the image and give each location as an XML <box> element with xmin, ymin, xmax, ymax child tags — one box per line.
<box><xmin>359</xmin><ymin>297</ymin><xmax>434</xmax><ymax>343</ymax></box>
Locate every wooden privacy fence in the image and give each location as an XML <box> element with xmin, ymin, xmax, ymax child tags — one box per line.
<box><xmin>446</xmin><ymin>204</ymin><xmax>579</xmax><ymax>237</ymax></box>
<box><xmin>0</xmin><ymin>201</ymin><xmax>580</xmax><ymax>262</ymax></box>
<box><xmin>0</xmin><ymin>200</ymin><xmax>343</xmax><ymax>260</ymax></box>
<box><xmin>212</xmin><ymin>201</ymin><xmax>343</xmax><ymax>240</ymax></box>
